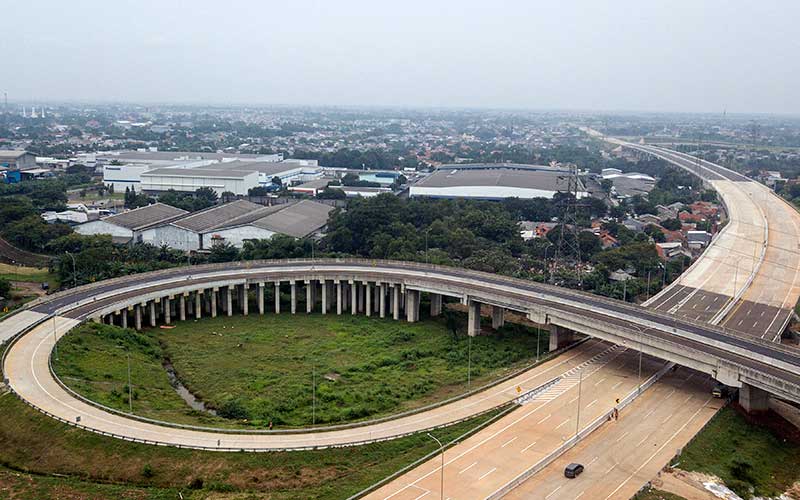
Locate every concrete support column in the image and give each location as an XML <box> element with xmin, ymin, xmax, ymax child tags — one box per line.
<box><xmin>274</xmin><ymin>282</ymin><xmax>281</xmax><ymax>314</ymax></box>
<box><xmin>164</xmin><ymin>297</ymin><xmax>171</xmax><ymax>325</ymax></box>
<box><xmin>406</xmin><ymin>289</ymin><xmax>420</xmax><ymax>323</ymax></box>
<box><xmin>467</xmin><ymin>299</ymin><xmax>481</xmax><ymax>336</ymax></box>
<box><xmin>135</xmin><ymin>304</ymin><xmax>142</xmax><ymax>331</ymax></box>
<box><xmin>549</xmin><ymin>325</ymin><xmax>575</xmax><ymax>351</ymax></box>
<box><xmin>350</xmin><ymin>280</ymin><xmax>357</xmax><ymax>315</ymax></box>
<box><xmin>358</xmin><ymin>283</ymin><xmax>364</xmax><ymax>312</ymax></box>
<box><xmin>393</xmin><ymin>285</ymin><xmax>400</xmax><ymax>320</ymax></box>
<box><xmin>179</xmin><ymin>294</ymin><xmax>186</xmax><ymax>321</ymax></box>
<box><xmin>258</xmin><ymin>283</ymin><xmax>265</xmax><ymax>315</ymax></box>
<box><xmin>226</xmin><ymin>287</ymin><xmax>233</xmax><ymax>317</ymax></box>
<box><xmin>366</xmin><ymin>283</ymin><xmax>372</xmax><ymax>317</ymax></box>
<box><xmin>379</xmin><ymin>283</ymin><xmax>386</xmax><ymax>318</ymax></box>
<box><xmin>147</xmin><ymin>301</ymin><xmax>156</xmax><ymax>327</ymax></box>
<box><xmin>306</xmin><ymin>280</ymin><xmax>313</xmax><ymax>313</ymax></box>
<box><xmin>211</xmin><ymin>289</ymin><xmax>218</xmax><ymax>318</ymax></box>
<box><xmin>740</xmin><ymin>383</ymin><xmax>769</xmax><ymax>412</ymax></box>
<box><xmin>291</xmin><ymin>281</ymin><xmax>297</xmax><ymax>314</ymax></box>
<box><xmin>336</xmin><ymin>281</ymin><xmax>343</xmax><ymax>315</ymax></box>
<box><xmin>430</xmin><ymin>293</ymin><xmax>442</xmax><ymax>317</ymax></box>
<box><xmin>491</xmin><ymin>305</ymin><xmax>505</xmax><ymax>329</ymax></box>
<box><xmin>242</xmin><ymin>285</ymin><xmax>249</xmax><ymax>316</ymax></box>
<box><xmin>121</xmin><ymin>308</ymin><xmax>128</xmax><ymax>329</ymax></box>
<box><xmin>321</xmin><ymin>280</ymin><xmax>328</xmax><ymax>315</ymax></box>
<box><xmin>195</xmin><ymin>292</ymin><xmax>202</xmax><ymax>319</ymax></box>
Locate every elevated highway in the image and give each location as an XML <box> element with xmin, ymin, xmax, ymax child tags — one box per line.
<box><xmin>2</xmin><ymin>259</ymin><xmax>800</xmax><ymax>451</ymax></box>
<box><xmin>610</xmin><ymin>139</ymin><xmax>800</xmax><ymax>341</ymax></box>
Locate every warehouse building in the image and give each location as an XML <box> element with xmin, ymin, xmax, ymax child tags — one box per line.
<box><xmin>139</xmin><ymin>167</ymin><xmax>260</xmax><ymax>196</ymax></box>
<box><xmin>410</xmin><ymin>164</ymin><xmax>588</xmax><ymax>200</ymax></box>
<box><xmin>75</xmin><ymin>203</ymin><xmax>188</xmax><ymax>244</ymax></box>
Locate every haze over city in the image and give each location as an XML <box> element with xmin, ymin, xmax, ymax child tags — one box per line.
<box><xmin>4</xmin><ymin>0</ymin><xmax>800</xmax><ymax>113</ymax></box>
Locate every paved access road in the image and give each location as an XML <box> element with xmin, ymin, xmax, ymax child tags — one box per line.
<box><xmin>5</xmin><ymin>318</ymin><xmax>617</xmax><ymax>450</ymax></box>
<box><xmin>364</xmin><ymin>345</ymin><xmax>666</xmax><ymax>500</ymax></box>
<box><xmin>504</xmin><ymin>368</ymin><xmax>722</xmax><ymax>500</ymax></box>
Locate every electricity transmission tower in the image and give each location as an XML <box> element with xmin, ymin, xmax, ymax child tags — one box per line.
<box><xmin>552</xmin><ymin>163</ymin><xmax>584</xmax><ymax>287</ymax></box>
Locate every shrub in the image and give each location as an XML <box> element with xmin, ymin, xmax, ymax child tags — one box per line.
<box><xmin>141</xmin><ymin>463</ymin><xmax>154</xmax><ymax>478</ymax></box>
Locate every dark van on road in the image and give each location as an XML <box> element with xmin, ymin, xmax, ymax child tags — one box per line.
<box><xmin>564</xmin><ymin>463</ymin><xmax>584</xmax><ymax>478</ymax></box>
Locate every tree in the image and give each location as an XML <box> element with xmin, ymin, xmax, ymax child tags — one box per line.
<box><xmin>0</xmin><ymin>278</ymin><xmax>11</xmax><ymax>300</ymax></box>
<box><xmin>660</xmin><ymin>218</ymin><xmax>682</xmax><ymax>231</ymax></box>
<box><xmin>271</xmin><ymin>176</ymin><xmax>282</xmax><ymax>186</ymax></box>
<box><xmin>600</xmin><ymin>178</ymin><xmax>613</xmax><ymax>194</ymax></box>
<box><xmin>208</xmin><ymin>242</ymin><xmax>239</xmax><ymax>262</ymax></box>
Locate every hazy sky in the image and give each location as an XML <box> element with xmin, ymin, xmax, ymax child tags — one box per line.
<box><xmin>4</xmin><ymin>1</ymin><xmax>799</xmax><ymax>114</ymax></box>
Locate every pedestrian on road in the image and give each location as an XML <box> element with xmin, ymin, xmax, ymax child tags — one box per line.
<box><xmin>217</xmin><ymin>439</ymin><xmax>220</xmax><ymax>447</ymax></box>
<box><xmin>269</xmin><ymin>421</ymin><xmax>273</xmax><ymax>430</ymax></box>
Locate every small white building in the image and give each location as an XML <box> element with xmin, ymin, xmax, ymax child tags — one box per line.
<box><xmin>140</xmin><ymin>168</ymin><xmax>260</xmax><ymax>196</ymax></box>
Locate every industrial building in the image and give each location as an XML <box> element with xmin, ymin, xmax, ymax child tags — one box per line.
<box><xmin>99</xmin><ymin>150</ymin><xmax>324</xmax><ymax>195</ymax></box>
<box><xmin>600</xmin><ymin>168</ymin><xmax>655</xmax><ymax>199</ymax></box>
<box><xmin>75</xmin><ymin>203</ymin><xmax>189</xmax><ymax>244</ymax></box>
<box><xmin>76</xmin><ymin>199</ymin><xmax>334</xmax><ymax>251</ymax></box>
<box><xmin>410</xmin><ymin>164</ymin><xmax>588</xmax><ymax>200</ymax></box>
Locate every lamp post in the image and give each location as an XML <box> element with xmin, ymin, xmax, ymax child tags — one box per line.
<box><xmin>426</xmin><ymin>433</ymin><xmax>444</xmax><ymax>500</ymax></box>
<box><xmin>65</xmin><ymin>251</ymin><xmax>77</xmax><ymax>288</ymax></box>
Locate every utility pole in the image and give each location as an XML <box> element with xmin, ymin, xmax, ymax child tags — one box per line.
<box><xmin>553</xmin><ymin>163</ymin><xmax>585</xmax><ymax>287</ymax></box>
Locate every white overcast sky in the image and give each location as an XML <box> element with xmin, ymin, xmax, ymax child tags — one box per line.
<box><xmin>3</xmin><ymin>0</ymin><xmax>799</xmax><ymax>114</ymax></box>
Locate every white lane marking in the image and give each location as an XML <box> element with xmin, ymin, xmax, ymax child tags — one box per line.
<box><xmin>501</xmin><ymin>437</ymin><xmax>518</xmax><ymax>448</ymax></box>
<box><xmin>521</xmin><ymin>441</ymin><xmax>537</xmax><ymax>453</ymax></box>
<box><xmin>595</xmin><ymin>377</ymin><xmax>607</xmax><ymax>386</ymax></box>
<box><xmin>588</xmin><ymin>456</ymin><xmax>599</xmax><ymax>465</ymax></box>
<box><xmin>412</xmin><ymin>492</ymin><xmax>430</xmax><ymax>500</ymax></box>
<box><xmin>644</xmin><ymin>409</ymin><xmax>656</xmax><ymax>419</ymax></box>
<box><xmin>555</xmin><ymin>418</ymin><xmax>571</xmax><ymax>430</ymax></box>
<box><xmin>615</xmin><ymin>431</ymin><xmax>629</xmax><ymax>443</ymax></box>
<box><xmin>611</xmin><ymin>381</ymin><xmax>623</xmax><ymax>390</ymax></box>
<box><xmin>586</xmin><ymin>399</ymin><xmax>598</xmax><ymax>408</ymax></box>
<box><xmin>607</xmin><ymin>463</ymin><xmax>617</xmax><ymax>473</ymax></box>
<box><xmin>545</xmin><ymin>485</ymin><xmax>562</xmax><ymax>499</ymax></box>
<box><xmin>478</xmin><ymin>467</ymin><xmax>497</xmax><ymax>481</ymax></box>
<box><xmin>604</xmin><ymin>397</ymin><xmax>715</xmax><ymax>499</ymax></box>
<box><xmin>636</xmin><ymin>434</ymin><xmax>650</xmax><ymax>446</ymax></box>
<box><xmin>662</xmin><ymin>414</ymin><xmax>672</xmax><ymax>424</ymax></box>
<box><xmin>538</xmin><ymin>414</ymin><xmax>552</xmax><ymax>424</ymax></box>
<box><xmin>458</xmin><ymin>461</ymin><xmax>477</xmax><ymax>474</ymax></box>
<box><xmin>569</xmin><ymin>397</ymin><xmax>579</xmax><ymax>403</ymax></box>
<box><xmin>575</xmin><ymin>491</ymin><xmax>585</xmax><ymax>499</ymax></box>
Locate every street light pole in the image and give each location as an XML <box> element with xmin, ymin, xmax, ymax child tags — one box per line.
<box><xmin>575</xmin><ymin>369</ymin><xmax>583</xmax><ymax>436</ymax></box>
<box><xmin>426</xmin><ymin>432</ymin><xmax>444</xmax><ymax>500</ymax></box>
<box><xmin>127</xmin><ymin>351</ymin><xmax>133</xmax><ymax>412</ymax></box>
<box><xmin>65</xmin><ymin>251</ymin><xmax>77</xmax><ymax>288</ymax></box>
<box><xmin>467</xmin><ymin>335</ymin><xmax>472</xmax><ymax>390</ymax></box>
<box><xmin>52</xmin><ymin>316</ymin><xmax>59</xmax><ymax>361</ymax></box>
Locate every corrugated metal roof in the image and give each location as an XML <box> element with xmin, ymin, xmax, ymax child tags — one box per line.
<box><xmin>172</xmin><ymin>200</ymin><xmax>263</xmax><ymax>232</ymax></box>
<box><xmin>141</xmin><ymin>167</ymin><xmax>257</xmax><ymax>179</ymax></box>
<box><xmin>0</xmin><ymin>150</ymin><xmax>30</xmax><ymax>159</ymax></box>
<box><xmin>250</xmin><ymin>200</ymin><xmax>334</xmax><ymax>238</ymax></box>
<box><xmin>102</xmin><ymin>203</ymin><xmax>189</xmax><ymax>231</ymax></box>
<box><xmin>194</xmin><ymin>161</ymin><xmax>297</xmax><ymax>176</ymax></box>
<box><xmin>415</xmin><ymin>167</ymin><xmax>575</xmax><ymax>192</ymax></box>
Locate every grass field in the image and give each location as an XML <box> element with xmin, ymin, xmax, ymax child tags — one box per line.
<box><xmin>678</xmin><ymin>406</ymin><xmax>800</xmax><ymax>498</ymax></box>
<box><xmin>0</xmin><ymin>262</ymin><xmax>54</xmax><ymax>284</ymax></box>
<box><xmin>632</xmin><ymin>489</ymin><xmax>687</xmax><ymax>500</ymax></box>
<box><xmin>55</xmin><ymin>315</ymin><xmax>548</xmax><ymax>428</ymax></box>
<box><xmin>0</xmin><ymin>392</ymin><xmax>505</xmax><ymax>499</ymax></box>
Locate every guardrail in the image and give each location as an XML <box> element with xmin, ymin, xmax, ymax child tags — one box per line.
<box><xmin>485</xmin><ymin>361</ymin><xmax>675</xmax><ymax>499</ymax></box>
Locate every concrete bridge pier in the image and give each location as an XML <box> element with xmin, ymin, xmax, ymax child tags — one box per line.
<box><xmin>274</xmin><ymin>282</ymin><xmax>281</xmax><ymax>314</ymax></box>
<box><xmin>321</xmin><ymin>280</ymin><xmax>328</xmax><ymax>315</ymax></box>
<box><xmin>163</xmin><ymin>297</ymin><xmax>171</xmax><ymax>324</ymax></box>
<box><xmin>291</xmin><ymin>281</ymin><xmax>297</xmax><ymax>314</ymax></box>
<box><xmin>148</xmin><ymin>301</ymin><xmax>157</xmax><ymax>327</ymax></box>
<box><xmin>305</xmin><ymin>280</ymin><xmax>313</xmax><ymax>313</ymax></box>
<box><xmin>549</xmin><ymin>325</ymin><xmax>575</xmax><ymax>351</ymax></box>
<box><xmin>257</xmin><ymin>283</ymin><xmax>265</xmax><ymax>315</ymax></box>
<box><xmin>430</xmin><ymin>293</ymin><xmax>442</xmax><ymax>317</ymax></box>
<box><xmin>194</xmin><ymin>292</ymin><xmax>202</xmax><ymax>319</ymax></box>
<box><xmin>241</xmin><ymin>285</ymin><xmax>249</xmax><ymax>316</ymax></box>
<box><xmin>366</xmin><ymin>283</ymin><xmax>372</xmax><ymax>317</ymax></box>
<box><xmin>467</xmin><ymin>299</ymin><xmax>481</xmax><ymax>336</ymax></box>
<box><xmin>179</xmin><ymin>294</ymin><xmax>186</xmax><ymax>321</ymax></box>
<box><xmin>210</xmin><ymin>289</ymin><xmax>218</xmax><ymax>318</ymax></box>
<box><xmin>740</xmin><ymin>383</ymin><xmax>770</xmax><ymax>412</ymax></box>
<box><xmin>121</xmin><ymin>308</ymin><xmax>129</xmax><ymax>329</ymax></box>
<box><xmin>350</xmin><ymin>280</ymin><xmax>357</xmax><ymax>315</ymax></box>
<box><xmin>491</xmin><ymin>305</ymin><xmax>505</xmax><ymax>329</ymax></box>
<box><xmin>337</xmin><ymin>281</ymin><xmax>343</xmax><ymax>315</ymax></box>
<box><xmin>225</xmin><ymin>287</ymin><xmax>233</xmax><ymax>317</ymax></box>
<box><xmin>379</xmin><ymin>283</ymin><xmax>386</xmax><ymax>318</ymax></box>
<box><xmin>393</xmin><ymin>285</ymin><xmax>401</xmax><ymax>320</ymax></box>
<box><xmin>135</xmin><ymin>304</ymin><xmax>142</xmax><ymax>331</ymax></box>
<box><xmin>406</xmin><ymin>289</ymin><xmax>420</xmax><ymax>323</ymax></box>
